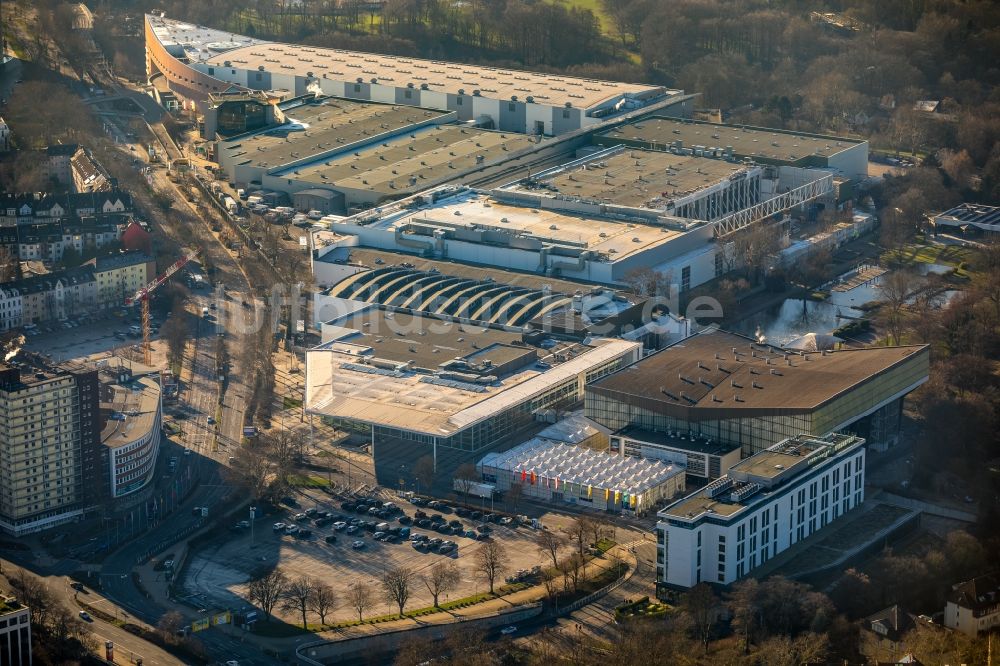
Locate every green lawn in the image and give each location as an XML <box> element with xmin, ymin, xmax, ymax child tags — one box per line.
<box><xmin>285</xmin><ymin>474</ymin><xmax>330</xmax><ymax>488</ymax></box>
<box><xmin>548</xmin><ymin>0</ymin><xmax>616</xmax><ymax>36</ymax></box>
<box><xmin>882</xmin><ymin>242</ymin><xmax>971</xmax><ymax>269</ymax></box>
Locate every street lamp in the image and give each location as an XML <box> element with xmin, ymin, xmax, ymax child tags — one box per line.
<box><xmin>250</xmin><ymin>506</ymin><xmax>256</xmax><ymax>546</ymax></box>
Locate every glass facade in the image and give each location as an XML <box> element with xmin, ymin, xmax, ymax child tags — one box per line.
<box><xmin>215</xmin><ymin>101</ymin><xmax>268</xmax><ymax>136</ymax></box>
<box><xmin>586</xmin><ymin>349</ymin><xmax>928</xmax><ymax>456</ymax></box>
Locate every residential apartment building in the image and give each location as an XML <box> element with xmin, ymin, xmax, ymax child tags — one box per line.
<box><xmin>656</xmin><ymin>432</ymin><xmax>865</xmax><ymax>590</ymax></box>
<box><xmin>45</xmin><ymin>144</ymin><xmax>78</xmax><ymax>186</ymax></box>
<box><xmin>0</xmin><ymin>286</ymin><xmax>22</xmax><ymax>332</ymax></box>
<box><xmin>944</xmin><ymin>573</ymin><xmax>1000</xmax><ymax>636</ymax></box>
<box><xmin>99</xmin><ymin>369</ymin><xmax>162</xmax><ymax>498</ymax></box>
<box><xmin>90</xmin><ymin>252</ymin><xmax>155</xmax><ymax>305</ymax></box>
<box><xmin>15</xmin><ymin>218</ymin><xmax>121</xmax><ymax>263</ymax></box>
<box><xmin>0</xmin><ymin>191</ymin><xmax>131</xmax><ymax>222</ymax></box>
<box><xmin>16</xmin><ymin>267</ymin><xmax>97</xmax><ymax>326</ymax></box>
<box><xmin>0</xmin><ymin>190</ymin><xmax>133</xmax><ymax>263</ymax></box>
<box><xmin>0</xmin><ymin>252</ymin><xmax>153</xmax><ymax>328</ymax></box>
<box><xmin>0</xmin><ymin>596</ymin><xmax>31</xmax><ymax>666</ymax></box>
<box><xmin>0</xmin><ymin>360</ymin><xmax>101</xmax><ymax>536</ymax></box>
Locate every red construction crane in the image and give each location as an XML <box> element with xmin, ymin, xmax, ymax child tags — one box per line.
<box><xmin>125</xmin><ymin>248</ymin><xmax>199</xmax><ymax>365</ymax></box>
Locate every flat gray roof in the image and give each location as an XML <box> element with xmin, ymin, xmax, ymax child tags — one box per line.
<box><xmin>279</xmin><ymin>126</ymin><xmax>539</xmax><ymax>196</ymax></box>
<box><xmin>358</xmin><ymin>188</ymin><xmax>683</xmax><ymax>260</ymax></box>
<box><xmin>217</xmin><ymin>98</ymin><xmax>447</xmax><ymax>170</ymax></box>
<box><xmin>599</xmin><ymin>117</ymin><xmax>865</xmax><ymax>163</ymax></box>
<box><xmin>148</xmin><ymin>15</ymin><xmax>671</xmax><ymax>112</ymax></box>
<box><xmin>508</xmin><ymin>148</ymin><xmax>754</xmax><ymax>208</ymax></box>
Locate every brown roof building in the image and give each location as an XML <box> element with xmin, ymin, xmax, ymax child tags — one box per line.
<box><xmin>944</xmin><ymin>572</ymin><xmax>1000</xmax><ymax>636</ymax></box>
<box><xmin>586</xmin><ymin>328</ymin><xmax>929</xmax><ymax>456</ymax></box>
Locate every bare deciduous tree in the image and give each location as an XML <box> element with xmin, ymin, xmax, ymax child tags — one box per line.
<box><xmin>381</xmin><ymin>566</ymin><xmax>414</xmax><ymax>618</ymax></box>
<box><xmin>413</xmin><ymin>455</ymin><xmax>435</xmax><ymax>494</ymax></box>
<box><xmin>453</xmin><ymin>462</ymin><xmax>478</xmax><ymax>497</ymax></box>
<box><xmin>505</xmin><ymin>482</ymin><xmax>523</xmax><ymax>513</ymax></box>
<box><xmin>879</xmin><ymin>269</ymin><xmax>922</xmax><ymax>345</ymax></box>
<box><xmin>475</xmin><ymin>540</ymin><xmax>509</xmax><ymax>595</ymax></box>
<box><xmin>568</xmin><ymin>516</ymin><xmax>591</xmax><ymax>557</ymax></box>
<box><xmin>561</xmin><ymin>553</ymin><xmax>585</xmax><ymax>593</ymax></box>
<box><xmin>156</xmin><ymin>610</ymin><xmax>185</xmax><ymax>643</ymax></box>
<box><xmin>683</xmin><ymin>582</ymin><xmax>719</xmax><ymax>653</ymax></box>
<box><xmin>347</xmin><ymin>581</ymin><xmax>374</xmax><ymax>623</ymax></box>
<box><xmin>247</xmin><ymin>568</ymin><xmax>288</xmax><ymax>622</ymax></box>
<box><xmin>281</xmin><ymin>576</ymin><xmax>313</xmax><ymax>629</ymax></box>
<box><xmin>308</xmin><ymin>580</ymin><xmax>337</xmax><ymax>626</ymax></box>
<box><xmin>160</xmin><ymin>315</ymin><xmax>189</xmax><ymax>371</ymax></box>
<box><xmin>421</xmin><ymin>561</ymin><xmax>460</xmax><ymax>608</ymax></box>
<box><xmin>535</xmin><ymin>530</ymin><xmax>567</xmax><ymax>569</ymax></box>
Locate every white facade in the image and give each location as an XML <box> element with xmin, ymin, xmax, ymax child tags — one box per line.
<box><xmin>657</xmin><ymin>434</ymin><xmax>865</xmax><ymax>589</ymax></box>
<box><xmin>478</xmin><ymin>436</ymin><xmax>685</xmax><ymax>516</ymax></box>
<box><xmin>943</xmin><ymin>576</ymin><xmax>1000</xmax><ymax>636</ymax></box>
<box><xmin>0</xmin><ymin>599</ymin><xmax>31</xmax><ymax>666</ymax></box>
<box><xmin>0</xmin><ymin>287</ymin><xmax>22</xmax><ymax>331</ymax></box>
<box><xmin>105</xmin><ymin>378</ymin><xmax>162</xmax><ymax>498</ymax></box>
<box><xmin>612</xmin><ymin>431</ymin><xmax>742</xmax><ymax>480</ymax></box>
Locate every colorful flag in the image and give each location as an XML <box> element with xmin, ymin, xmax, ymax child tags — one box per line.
<box><xmin>521</xmin><ymin>469</ymin><xmax>527</xmax><ymax>483</ymax></box>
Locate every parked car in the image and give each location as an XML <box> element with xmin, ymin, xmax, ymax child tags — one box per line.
<box><xmin>293</xmin><ymin>513</ymin><xmax>308</xmax><ymax>522</ymax></box>
<box><xmin>346</xmin><ymin>525</ymin><xmax>358</xmax><ymax>534</ymax></box>
<box><xmin>398</xmin><ymin>515</ymin><xmax>412</xmax><ymax>525</ymax></box>
<box><xmin>449</xmin><ymin>519</ymin><xmax>463</xmax><ymax>528</ymax></box>
<box><xmin>296</xmin><ymin>529</ymin><xmax>313</xmax><ymax>539</ymax></box>
<box><xmin>500</xmin><ymin>625</ymin><xmax>517</xmax><ymax>636</ymax></box>
<box><xmin>437</xmin><ymin>543</ymin><xmax>455</xmax><ymax>554</ymax></box>
<box><xmin>285</xmin><ymin>525</ymin><xmax>300</xmax><ymax>535</ymax></box>
<box><xmin>79</xmin><ymin>611</ymin><xmax>92</xmax><ymax>622</ymax></box>
<box><xmin>352</xmin><ymin>540</ymin><xmax>365</xmax><ymax>549</ymax></box>
<box><xmin>305</xmin><ymin>508</ymin><xmax>319</xmax><ymax>517</ymax></box>
<box><xmin>236</xmin><ymin>520</ymin><xmax>250</xmax><ymax>529</ymax></box>
<box><xmin>333</xmin><ymin>521</ymin><xmax>348</xmax><ymax>531</ymax></box>
<box><xmin>272</xmin><ymin>522</ymin><xmax>286</xmax><ymax>531</ymax></box>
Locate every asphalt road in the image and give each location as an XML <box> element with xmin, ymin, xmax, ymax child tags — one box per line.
<box><xmin>45</xmin><ymin>575</ymin><xmax>181</xmax><ymax>666</ymax></box>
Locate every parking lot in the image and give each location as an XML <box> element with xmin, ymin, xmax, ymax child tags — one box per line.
<box><xmin>22</xmin><ymin>310</ymin><xmax>166</xmax><ymax>362</ymax></box>
<box><xmin>180</xmin><ymin>492</ymin><xmax>577</xmax><ymax>622</ymax></box>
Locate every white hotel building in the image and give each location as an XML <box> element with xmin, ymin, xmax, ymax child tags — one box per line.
<box><xmin>656</xmin><ymin>432</ymin><xmax>865</xmax><ymax>590</ymax></box>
